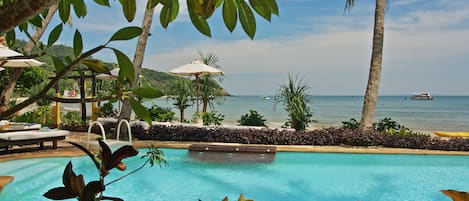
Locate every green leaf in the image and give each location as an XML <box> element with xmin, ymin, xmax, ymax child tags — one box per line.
<box><xmin>42</xmin><ymin>8</ymin><xmax>49</xmax><ymax>18</ymax></box>
<box><xmin>129</xmin><ymin>98</ymin><xmax>152</xmax><ymax>124</ymax></box>
<box><xmin>187</xmin><ymin>0</ymin><xmax>211</xmax><ymax>37</ymax></box>
<box><xmin>73</xmin><ymin>30</ymin><xmax>83</xmax><ymax>57</ymax></box>
<box><xmin>93</xmin><ymin>0</ymin><xmax>110</xmax><ymax>6</ymax></box>
<box><xmin>132</xmin><ymin>88</ymin><xmax>164</xmax><ymax>99</ymax></box>
<box><xmin>159</xmin><ymin>0</ymin><xmax>179</xmax><ymax>28</ymax></box>
<box><xmin>170</xmin><ymin>0</ymin><xmax>179</xmax><ymax>21</ymax></box>
<box><xmin>160</xmin><ymin>5</ymin><xmax>172</xmax><ymax>28</ymax></box>
<box><xmin>29</xmin><ymin>14</ymin><xmax>43</xmax><ymax>28</ymax></box>
<box><xmin>147</xmin><ymin>0</ymin><xmax>161</xmax><ymax>9</ymax></box>
<box><xmin>48</xmin><ymin>24</ymin><xmax>63</xmax><ymax>47</ymax></box>
<box><xmin>52</xmin><ymin>56</ymin><xmax>65</xmax><ymax>72</ymax></box>
<box><xmin>82</xmin><ymin>59</ymin><xmax>109</xmax><ymax>74</ymax></box>
<box><xmin>70</xmin><ymin>0</ymin><xmax>87</xmax><ymax>18</ymax></box>
<box><xmin>58</xmin><ymin>0</ymin><xmax>71</xmax><ymax>23</ymax></box>
<box><xmin>237</xmin><ymin>0</ymin><xmax>256</xmax><ymax>39</ymax></box>
<box><xmin>222</xmin><ymin>0</ymin><xmax>237</xmax><ymax>32</ymax></box>
<box><xmin>249</xmin><ymin>0</ymin><xmax>271</xmax><ymax>21</ymax></box>
<box><xmin>111</xmin><ymin>48</ymin><xmax>134</xmax><ymax>85</ymax></box>
<box><xmin>108</xmin><ymin>26</ymin><xmax>142</xmax><ymax>42</ymax></box>
<box><xmin>119</xmin><ymin>0</ymin><xmax>137</xmax><ymax>22</ymax></box>
<box><xmin>18</xmin><ymin>22</ymin><xmax>28</xmax><ymax>32</ymax></box>
<box><xmin>266</xmin><ymin>0</ymin><xmax>279</xmax><ymax>16</ymax></box>
<box><xmin>5</xmin><ymin>30</ymin><xmax>15</xmax><ymax>47</ymax></box>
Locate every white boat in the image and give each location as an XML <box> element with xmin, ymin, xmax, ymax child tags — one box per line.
<box><xmin>410</xmin><ymin>92</ymin><xmax>433</xmax><ymax>100</ymax></box>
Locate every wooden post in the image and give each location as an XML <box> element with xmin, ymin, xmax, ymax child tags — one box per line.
<box><xmin>80</xmin><ymin>77</ymin><xmax>86</xmax><ymax>124</ymax></box>
<box><xmin>54</xmin><ymin>84</ymin><xmax>61</xmax><ymax>126</ymax></box>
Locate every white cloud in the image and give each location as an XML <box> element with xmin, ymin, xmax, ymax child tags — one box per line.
<box><xmin>143</xmin><ymin>2</ymin><xmax>469</xmax><ymax>95</ymax></box>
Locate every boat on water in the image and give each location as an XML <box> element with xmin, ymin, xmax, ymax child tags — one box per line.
<box><xmin>434</xmin><ymin>131</ymin><xmax>469</xmax><ymax>137</ymax></box>
<box><xmin>410</xmin><ymin>92</ymin><xmax>433</xmax><ymax>100</ymax></box>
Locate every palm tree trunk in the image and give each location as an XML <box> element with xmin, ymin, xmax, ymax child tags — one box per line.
<box><xmin>180</xmin><ymin>110</ymin><xmax>184</xmax><ymax>123</ymax></box>
<box><xmin>360</xmin><ymin>0</ymin><xmax>386</xmax><ymax>130</ymax></box>
<box><xmin>0</xmin><ymin>3</ymin><xmax>58</xmax><ymax>113</ymax></box>
<box><xmin>202</xmin><ymin>99</ymin><xmax>208</xmax><ymax>112</ymax></box>
<box><xmin>118</xmin><ymin>5</ymin><xmax>154</xmax><ymax>123</ymax></box>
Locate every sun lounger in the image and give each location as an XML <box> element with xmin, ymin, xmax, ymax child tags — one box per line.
<box><xmin>0</xmin><ymin>129</ymin><xmax>69</xmax><ymax>151</ymax></box>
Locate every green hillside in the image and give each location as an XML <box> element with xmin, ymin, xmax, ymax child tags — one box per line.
<box><xmin>6</xmin><ymin>41</ymin><xmax>229</xmax><ymax>96</ymax></box>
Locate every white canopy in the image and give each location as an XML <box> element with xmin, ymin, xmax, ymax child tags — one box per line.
<box><xmin>169</xmin><ymin>60</ymin><xmax>223</xmax><ymax>76</ymax></box>
<box><xmin>0</xmin><ymin>45</ymin><xmax>44</xmax><ymax>67</ymax></box>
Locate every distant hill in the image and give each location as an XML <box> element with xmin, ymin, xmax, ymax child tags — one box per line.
<box><xmin>10</xmin><ymin>40</ymin><xmax>229</xmax><ymax>96</ymax></box>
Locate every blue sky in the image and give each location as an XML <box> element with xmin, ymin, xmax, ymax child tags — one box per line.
<box><xmin>41</xmin><ymin>0</ymin><xmax>469</xmax><ymax>95</ymax></box>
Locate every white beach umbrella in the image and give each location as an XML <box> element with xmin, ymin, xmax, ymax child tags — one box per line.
<box><xmin>169</xmin><ymin>60</ymin><xmax>223</xmax><ymax>114</ymax></box>
<box><xmin>0</xmin><ymin>45</ymin><xmax>44</xmax><ymax>67</ymax></box>
<box><xmin>0</xmin><ymin>67</ymin><xmax>4</xmax><ymax>71</ymax></box>
<box><xmin>96</xmin><ymin>68</ymin><xmax>120</xmax><ymax>80</ymax></box>
<box><xmin>96</xmin><ymin>68</ymin><xmax>144</xmax><ymax>80</ymax></box>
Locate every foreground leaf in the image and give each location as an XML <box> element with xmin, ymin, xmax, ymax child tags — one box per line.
<box><xmin>222</xmin><ymin>0</ymin><xmax>237</xmax><ymax>32</ymax></box>
<box><xmin>132</xmin><ymin>88</ymin><xmax>164</xmax><ymax>99</ymax></box>
<box><xmin>441</xmin><ymin>190</ymin><xmax>469</xmax><ymax>201</ymax></box>
<box><xmin>237</xmin><ymin>0</ymin><xmax>256</xmax><ymax>39</ymax></box>
<box><xmin>82</xmin><ymin>59</ymin><xmax>109</xmax><ymax>74</ymax></box>
<box><xmin>43</xmin><ymin>187</ymin><xmax>75</xmax><ymax>200</ymax></box>
<box><xmin>129</xmin><ymin>98</ymin><xmax>152</xmax><ymax>124</ymax></box>
<box><xmin>119</xmin><ymin>0</ymin><xmax>137</xmax><ymax>22</ymax></box>
<box><xmin>109</xmin><ymin>26</ymin><xmax>142</xmax><ymax>42</ymax></box>
<box><xmin>187</xmin><ymin>0</ymin><xmax>211</xmax><ymax>37</ymax></box>
<box><xmin>111</xmin><ymin>48</ymin><xmax>135</xmax><ymax>85</ymax></box>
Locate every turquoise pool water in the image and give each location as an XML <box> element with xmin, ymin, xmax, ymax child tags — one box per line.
<box><xmin>1</xmin><ymin>149</ymin><xmax>469</xmax><ymax>201</ymax></box>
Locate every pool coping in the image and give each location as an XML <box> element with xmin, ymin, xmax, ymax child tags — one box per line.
<box><xmin>2</xmin><ymin>132</ymin><xmax>469</xmax><ymax>193</ymax></box>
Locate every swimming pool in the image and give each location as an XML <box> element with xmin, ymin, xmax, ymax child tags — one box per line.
<box><xmin>1</xmin><ymin>149</ymin><xmax>468</xmax><ymax>201</ymax></box>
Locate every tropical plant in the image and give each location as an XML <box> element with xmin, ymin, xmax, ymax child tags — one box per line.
<box><xmin>11</xmin><ymin>105</ymin><xmax>54</xmax><ymax>126</ymax></box>
<box><xmin>238</xmin><ymin>110</ymin><xmax>267</xmax><ymax>127</ymax></box>
<box><xmin>345</xmin><ymin>0</ymin><xmax>387</xmax><ymax>129</ymax></box>
<box><xmin>201</xmin><ymin>111</ymin><xmax>224</xmax><ymax>126</ymax></box>
<box><xmin>222</xmin><ymin>194</ymin><xmax>254</xmax><ymax>201</ymax></box>
<box><xmin>275</xmin><ymin>74</ymin><xmax>314</xmax><ymax>131</ymax></box>
<box><xmin>199</xmin><ymin>51</ymin><xmax>224</xmax><ymax>112</ymax></box>
<box><xmin>341</xmin><ymin>118</ymin><xmax>360</xmax><ymax>129</ymax></box>
<box><xmin>148</xmin><ymin>104</ymin><xmax>175</xmax><ymax>122</ymax></box>
<box><xmin>172</xmin><ymin>79</ymin><xmax>193</xmax><ymax>122</ymax></box>
<box><xmin>43</xmin><ymin>141</ymin><xmax>167</xmax><ymax>201</ymax></box>
<box><xmin>61</xmin><ymin>111</ymin><xmax>82</xmax><ymax>126</ymax></box>
<box><xmin>100</xmin><ymin>102</ymin><xmax>118</xmax><ymax>118</ymax></box>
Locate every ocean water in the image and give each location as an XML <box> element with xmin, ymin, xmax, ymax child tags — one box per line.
<box><xmin>147</xmin><ymin>95</ymin><xmax>469</xmax><ymax>131</ymax></box>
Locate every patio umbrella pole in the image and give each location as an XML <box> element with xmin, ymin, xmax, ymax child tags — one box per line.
<box><xmin>195</xmin><ymin>73</ymin><xmax>199</xmax><ymax>115</ymax></box>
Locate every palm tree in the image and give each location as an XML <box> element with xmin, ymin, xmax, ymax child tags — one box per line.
<box><xmin>0</xmin><ymin>2</ymin><xmax>58</xmax><ymax>113</ymax></box>
<box><xmin>172</xmin><ymin>79</ymin><xmax>193</xmax><ymax>122</ymax></box>
<box><xmin>118</xmin><ymin>3</ymin><xmax>155</xmax><ymax>121</ymax></box>
<box><xmin>346</xmin><ymin>0</ymin><xmax>386</xmax><ymax>129</ymax></box>
<box><xmin>275</xmin><ymin>74</ymin><xmax>314</xmax><ymax>131</ymax></box>
<box><xmin>198</xmin><ymin>52</ymin><xmax>224</xmax><ymax>112</ymax></box>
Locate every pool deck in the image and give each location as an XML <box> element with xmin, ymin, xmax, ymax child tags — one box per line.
<box><xmin>1</xmin><ymin>131</ymin><xmax>469</xmax><ymax>192</ymax></box>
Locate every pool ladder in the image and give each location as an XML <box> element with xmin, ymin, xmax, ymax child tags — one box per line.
<box><xmin>87</xmin><ymin>119</ymin><xmax>133</xmax><ymax>151</ymax></box>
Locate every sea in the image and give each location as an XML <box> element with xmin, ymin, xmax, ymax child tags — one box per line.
<box><xmin>145</xmin><ymin>95</ymin><xmax>469</xmax><ymax>132</ymax></box>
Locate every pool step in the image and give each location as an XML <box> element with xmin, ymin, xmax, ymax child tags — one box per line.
<box><xmin>189</xmin><ymin>144</ymin><xmax>276</xmax><ymax>153</ymax></box>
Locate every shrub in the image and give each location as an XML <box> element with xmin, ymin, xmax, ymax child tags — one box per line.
<box><xmin>148</xmin><ymin>105</ymin><xmax>174</xmax><ymax>122</ymax></box>
<box><xmin>11</xmin><ymin>105</ymin><xmax>54</xmax><ymax>126</ymax></box>
<box><xmin>341</xmin><ymin>118</ymin><xmax>360</xmax><ymax>129</ymax></box>
<box><xmin>100</xmin><ymin>102</ymin><xmax>118</xmax><ymax>118</ymax></box>
<box><xmin>132</xmin><ymin>125</ymin><xmax>469</xmax><ymax>152</ymax></box>
<box><xmin>275</xmin><ymin>74</ymin><xmax>314</xmax><ymax>131</ymax></box>
<box><xmin>61</xmin><ymin>111</ymin><xmax>83</xmax><ymax>126</ymax></box>
<box><xmin>238</xmin><ymin>110</ymin><xmax>266</xmax><ymax>127</ymax></box>
<box><xmin>201</xmin><ymin>111</ymin><xmax>224</xmax><ymax>126</ymax></box>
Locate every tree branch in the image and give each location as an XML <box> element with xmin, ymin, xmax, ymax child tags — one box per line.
<box><xmin>44</xmin><ymin>95</ymin><xmax>118</xmax><ymax>103</ymax></box>
<box><xmin>0</xmin><ymin>0</ymin><xmax>59</xmax><ymax>35</ymax></box>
